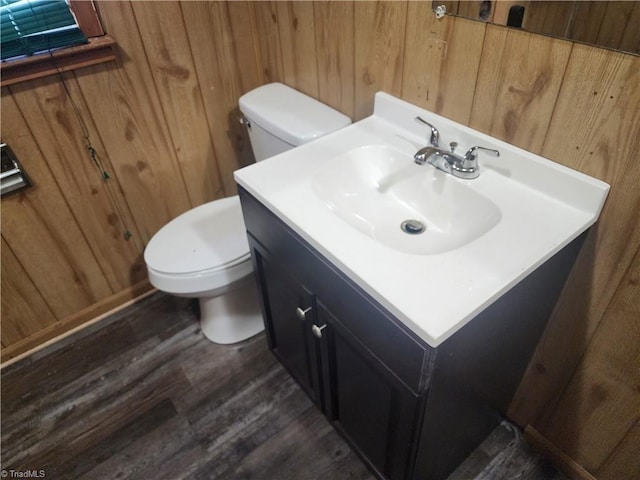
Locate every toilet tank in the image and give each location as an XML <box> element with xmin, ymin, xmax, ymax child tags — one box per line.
<box><xmin>239</xmin><ymin>83</ymin><xmax>351</xmax><ymax>162</ymax></box>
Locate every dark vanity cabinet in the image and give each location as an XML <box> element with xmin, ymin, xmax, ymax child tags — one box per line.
<box><xmin>316</xmin><ymin>302</ymin><xmax>422</xmax><ymax>480</ymax></box>
<box><xmin>247</xmin><ymin>233</ymin><xmax>423</xmax><ymax>480</ymax></box>
<box><xmin>239</xmin><ymin>187</ymin><xmax>586</xmax><ymax>480</ymax></box>
<box><xmin>257</xmin><ymin>256</ymin><xmax>322</xmax><ymax>407</ymax></box>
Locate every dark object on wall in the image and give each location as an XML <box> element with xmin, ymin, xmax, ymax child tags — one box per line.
<box><xmin>507</xmin><ymin>5</ymin><xmax>525</xmax><ymax>28</ymax></box>
<box><xmin>1</xmin><ymin>143</ymin><xmax>32</xmax><ymax>197</ymax></box>
<box><xmin>479</xmin><ymin>1</ymin><xmax>493</xmax><ymax>21</ymax></box>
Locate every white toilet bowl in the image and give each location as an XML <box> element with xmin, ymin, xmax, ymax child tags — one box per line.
<box><xmin>144</xmin><ymin>195</ymin><xmax>263</xmax><ymax>344</ymax></box>
<box><xmin>144</xmin><ymin>83</ymin><xmax>351</xmax><ymax>345</ymax></box>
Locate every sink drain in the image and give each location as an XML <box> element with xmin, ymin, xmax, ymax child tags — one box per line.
<box><xmin>400</xmin><ymin>219</ymin><xmax>426</xmax><ymax>235</ymax></box>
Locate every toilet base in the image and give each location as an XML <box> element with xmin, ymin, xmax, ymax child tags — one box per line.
<box><xmin>199</xmin><ymin>278</ymin><xmax>264</xmax><ymax>344</ymax></box>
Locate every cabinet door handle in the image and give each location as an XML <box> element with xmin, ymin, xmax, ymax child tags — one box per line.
<box><xmin>311</xmin><ymin>324</ymin><xmax>326</xmax><ymax>339</ymax></box>
<box><xmin>296</xmin><ymin>306</ymin><xmax>312</xmax><ymax>321</ymax></box>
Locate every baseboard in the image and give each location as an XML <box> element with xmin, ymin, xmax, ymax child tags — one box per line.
<box><xmin>525</xmin><ymin>425</ymin><xmax>597</xmax><ymax>480</ymax></box>
<box><xmin>0</xmin><ymin>280</ymin><xmax>155</xmax><ymax>367</ymax></box>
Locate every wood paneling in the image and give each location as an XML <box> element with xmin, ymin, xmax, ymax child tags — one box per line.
<box><xmin>469</xmin><ymin>25</ymin><xmax>572</xmax><ymax>153</ymax></box>
<box><xmin>1</xmin><ymin>1</ymin><xmax>638</xmax><ymax>476</ymax></box>
<box><xmin>276</xmin><ymin>2</ymin><xmax>319</xmax><ymax>98</ymax></box>
<box><xmin>0</xmin><ymin>239</ymin><xmax>56</xmax><ymax>346</ymax></box>
<box><xmin>402</xmin><ymin>10</ymin><xmax>485</xmax><ymax>124</ymax></box>
<box><xmin>509</xmin><ymin>46</ymin><xmax>640</xmax><ymax>434</ymax></box>
<box><xmin>541</xmin><ymin>247</ymin><xmax>640</xmax><ymax>471</ymax></box>
<box><xmin>76</xmin><ymin>0</ymin><xmax>193</xmax><ymax>241</ymax></box>
<box><xmin>596</xmin><ymin>419</ymin><xmax>640</xmax><ymax>479</ymax></box>
<box><xmin>181</xmin><ymin>1</ymin><xmax>262</xmax><ymax>196</ymax></box>
<box><xmin>252</xmin><ymin>1</ymin><xmax>283</xmax><ymax>85</ymax></box>
<box><xmin>313</xmin><ymin>2</ymin><xmax>355</xmax><ymax>119</ymax></box>
<box><xmin>130</xmin><ymin>1</ymin><xmax>223</xmax><ymax>206</ymax></box>
<box><xmin>354</xmin><ymin>1</ymin><xmax>407</xmax><ymax>119</ymax></box>
<box><xmin>9</xmin><ymin>75</ymin><xmax>146</xmax><ymax>291</ymax></box>
<box><xmin>1</xmin><ymin>89</ymin><xmax>113</xmax><ymax>318</ymax></box>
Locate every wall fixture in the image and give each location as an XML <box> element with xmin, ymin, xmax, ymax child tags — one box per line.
<box><xmin>434</xmin><ymin>4</ymin><xmax>447</xmax><ymax>18</ymax></box>
<box><xmin>1</xmin><ymin>143</ymin><xmax>32</xmax><ymax>197</ymax></box>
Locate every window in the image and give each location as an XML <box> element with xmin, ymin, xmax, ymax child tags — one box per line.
<box><xmin>1</xmin><ymin>0</ymin><xmax>88</xmax><ymax>60</ymax></box>
<box><xmin>1</xmin><ymin>0</ymin><xmax>115</xmax><ymax>87</ymax></box>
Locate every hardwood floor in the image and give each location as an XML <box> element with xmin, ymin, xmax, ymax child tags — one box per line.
<box><xmin>1</xmin><ymin>292</ymin><xmax>566</xmax><ymax>480</ymax></box>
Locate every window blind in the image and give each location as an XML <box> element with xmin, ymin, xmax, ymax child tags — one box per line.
<box><xmin>1</xmin><ymin>0</ymin><xmax>87</xmax><ymax>61</ymax></box>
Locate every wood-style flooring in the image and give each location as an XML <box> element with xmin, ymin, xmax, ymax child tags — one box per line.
<box><xmin>1</xmin><ymin>292</ymin><xmax>566</xmax><ymax>479</ymax></box>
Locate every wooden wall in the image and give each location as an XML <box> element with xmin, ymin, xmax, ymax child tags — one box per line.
<box><xmin>1</xmin><ymin>1</ymin><xmax>638</xmax><ymax>477</ymax></box>
<box><xmin>1</xmin><ymin>1</ymin><xmax>263</xmax><ymax>359</ymax></box>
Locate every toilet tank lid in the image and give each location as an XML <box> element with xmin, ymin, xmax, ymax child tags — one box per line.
<box><xmin>239</xmin><ymin>83</ymin><xmax>351</xmax><ymax>147</ymax></box>
<box><xmin>144</xmin><ymin>196</ymin><xmax>249</xmax><ymax>275</ymax></box>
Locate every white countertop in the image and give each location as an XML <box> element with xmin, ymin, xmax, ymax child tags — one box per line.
<box><xmin>234</xmin><ymin>93</ymin><xmax>609</xmax><ymax>347</ymax></box>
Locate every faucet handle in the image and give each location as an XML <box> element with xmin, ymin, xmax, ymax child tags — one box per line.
<box><xmin>415</xmin><ymin>116</ymin><xmax>440</xmax><ymax>147</ymax></box>
<box><xmin>462</xmin><ymin>146</ymin><xmax>500</xmax><ymax>167</ymax></box>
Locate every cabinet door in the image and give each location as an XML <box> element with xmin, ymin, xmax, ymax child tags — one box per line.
<box><xmin>251</xmin><ymin>246</ymin><xmax>322</xmax><ymax>407</ymax></box>
<box><xmin>317</xmin><ymin>303</ymin><xmax>421</xmax><ymax>480</ymax></box>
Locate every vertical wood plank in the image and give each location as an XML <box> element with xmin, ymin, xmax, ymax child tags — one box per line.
<box><xmin>62</xmin><ymin>71</ymin><xmax>146</xmax><ymax>256</ymax></box>
<box><xmin>313</xmin><ymin>1</ymin><xmax>355</xmax><ymax>119</ymax></box>
<box><xmin>541</xmin><ymin>46</ymin><xmax>640</xmax><ymax>180</ymax></box>
<box><xmin>9</xmin><ymin>75</ymin><xmax>146</xmax><ymax>291</ymax></box>
<box><xmin>252</xmin><ymin>1</ymin><xmax>284</xmax><ymax>84</ymax></box>
<box><xmin>402</xmin><ymin>7</ymin><xmax>486</xmax><ymax>124</ymax></box>
<box><xmin>276</xmin><ymin>1</ymin><xmax>318</xmax><ymax>98</ymax></box>
<box><xmin>354</xmin><ymin>1</ymin><xmax>407</xmax><ymax>120</ymax></box>
<box><xmin>1</xmin><ymin>90</ymin><xmax>112</xmax><ymax>319</ymax></box>
<box><xmin>540</xmin><ymin>246</ymin><xmax>640</xmax><ymax>472</ymax></box>
<box><xmin>226</xmin><ymin>2</ymin><xmax>265</xmax><ymax>94</ymax></box>
<box><xmin>596</xmin><ymin>419</ymin><xmax>640</xmax><ymax>480</ymax></box>
<box><xmin>130</xmin><ymin>0</ymin><xmax>224</xmax><ymax>206</ymax></box>
<box><xmin>509</xmin><ymin>45</ymin><xmax>640</xmax><ymax>432</ymax></box>
<box><xmin>1</xmin><ymin>238</ymin><xmax>57</xmax><ymax>345</ymax></box>
<box><xmin>80</xmin><ymin>1</ymin><xmax>193</xmax><ymax>241</ymax></box>
<box><xmin>226</xmin><ymin>1</ymin><xmax>266</xmax><ymax>168</ymax></box>
<box><xmin>469</xmin><ymin>25</ymin><xmax>572</xmax><ymax>153</ymax></box>
<box><xmin>181</xmin><ymin>1</ymin><xmax>258</xmax><ymax>196</ymax></box>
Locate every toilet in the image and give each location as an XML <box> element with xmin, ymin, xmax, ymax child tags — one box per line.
<box><xmin>144</xmin><ymin>83</ymin><xmax>351</xmax><ymax>344</ymax></box>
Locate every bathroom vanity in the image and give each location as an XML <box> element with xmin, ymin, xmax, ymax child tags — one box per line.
<box><xmin>240</xmin><ymin>187</ymin><xmax>584</xmax><ymax>480</ymax></box>
<box><xmin>234</xmin><ymin>93</ymin><xmax>609</xmax><ymax>480</ymax></box>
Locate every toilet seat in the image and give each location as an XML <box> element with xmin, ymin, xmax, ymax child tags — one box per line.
<box><xmin>144</xmin><ymin>195</ymin><xmax>253</xmax><ymax>295</ymax></box>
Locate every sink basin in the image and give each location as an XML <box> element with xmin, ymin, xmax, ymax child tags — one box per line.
<box><xmin>311</xmin><ymin>145</ymin><xmax>501</xmax><ymax>254</ymax></box>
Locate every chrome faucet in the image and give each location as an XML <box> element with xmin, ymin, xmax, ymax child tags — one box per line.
<box><xmin>414</xmin><ymin>145</ymin><xmax>500</xmax><ymax>179</ymax></box>
<box><xmin>413</xmin><ymin>117</ymin><xmax>499</xmax><ymax>179</ymax></box>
